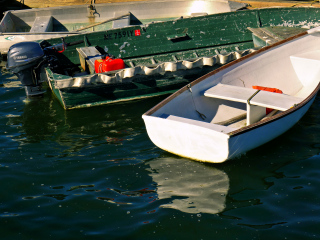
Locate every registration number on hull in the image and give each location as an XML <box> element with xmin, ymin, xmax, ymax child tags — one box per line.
<box><xmin>105</xmin><ymin>29</ymin><xmax>142</xmax><ymax>40</ymax></box>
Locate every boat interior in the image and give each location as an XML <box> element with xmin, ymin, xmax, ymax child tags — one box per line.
<box><xmin>43</xmin><ymin>38</ymin><xmax>255</xmax><ymax>90</ymax></box>
<box><xmin>0</xmin><ymin>0</ymin><xmax>243</xmax><ymax>33</ymax></box>
<box><xmin>0</xmin><ymin>11</ymin><xmax>146</xmax><ymax>33</ymax></box>
<box><xmin>151</xmin><ymin>30</ymin><xmax>320</xmax><ymax>133</ymax></box>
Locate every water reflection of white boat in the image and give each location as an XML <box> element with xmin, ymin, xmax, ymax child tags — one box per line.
<box><xmin>148</xmin><ymin>158</ymin><xmax>229</xmax><ymax>214</ymax></box>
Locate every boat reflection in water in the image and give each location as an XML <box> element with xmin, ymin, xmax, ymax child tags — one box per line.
<box><xmin>148</xmin><ymin>157</ymin><xmax>229</xmax><ymax>214</ymax></box>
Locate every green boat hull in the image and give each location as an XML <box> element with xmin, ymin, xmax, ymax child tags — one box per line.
<box><xmin>40</xmin><ymin>7</ymin><xmax>320</xmax><ymax>109</ymax></box>
<box><xmin>47</xmin><ymin>64</ymin><xmax>224</xmax><ymax>109</ymax></box>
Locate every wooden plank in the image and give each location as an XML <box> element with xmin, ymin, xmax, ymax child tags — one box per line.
<box><xmin>250</xmin><ymin>91</ymin><xmax>302</xmax><ymax>111</ymax></box>
<box><xmin>247</xmin><ymin>104</ymin><xmax>265</xmax><ymax>125</ymax></box>
<box><xmin>258</xmin><ymin>8</ymin><xmax>320</xmax><ymax>28</ymax></box>
<box><xmin>248</xmin><ymin>26</ymin><xmax>307</xmax><ymax>47</ymax></box>
<box><xmin>77</xmin><ymin>47</ymin><xmax>102</xmax><ymax>74</ymax></box>
<box><xmin>204</xmin><ymin>84</ymin><xmax>258</xmax><ymax>103</ymax></box>
<box><xmin>204</xmin><ymin>83</ymin><xmax>302</xmax><ymax>126</ymax></box>
<box><xmin>248</xmin><ymin>27</ymin><xmax>281</xmax><ymax>46</ymax></box>
<box><xmin>205</xmin><ymin>83</ymin><xmax>302</xmax><ymax>111</ymax></box>
<box><xmin>93</xmin><ymin>10</ymin><xmax>259</xmax><ymax>60</ymax></box>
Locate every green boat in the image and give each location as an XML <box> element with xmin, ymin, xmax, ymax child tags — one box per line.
<box><xmin>6</xmin><ymin>7</ymin><xmax>320</xmax><ymax>110</ymax></box>
<box><xmin>0</xmin><ymin>0</ymin><xmax>246</xmax><ymax>55</ymax></box>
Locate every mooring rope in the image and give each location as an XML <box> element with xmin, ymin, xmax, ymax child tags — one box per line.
<box><xmin>187</xmin><ymin>84</ymin><xmax>206</xmax><ymax>120</ymax></box>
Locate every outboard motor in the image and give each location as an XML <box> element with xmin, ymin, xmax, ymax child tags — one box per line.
<box><xmin>6</xmin><ymin>38</ymin><xmax>83</xmax><ymax>98</ymax></box>
<box><xmin>6</xmin><ymin>41</ymin><xmax>46</xmax><ymax>96</ymax></box>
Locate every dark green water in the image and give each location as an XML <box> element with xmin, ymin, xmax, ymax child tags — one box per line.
<box><xmin>1</xmin><ymin>66</ymin><xmax>320</xmax><ymax>240</ymax></box>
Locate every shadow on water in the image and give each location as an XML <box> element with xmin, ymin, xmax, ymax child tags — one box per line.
<box><xmin>18</xmin><ymin>91</ymin><xmax>166</xmax><ymax>139</ymax></box>
<box><xmin>3</xmin><ymin>85</ymin><xmax>169</xmax><ymax>161</ymax></box>
<box><xmin>0</xmin><ymin>63</ymin><xmax>168</xmax><ymax>163</ymax></box>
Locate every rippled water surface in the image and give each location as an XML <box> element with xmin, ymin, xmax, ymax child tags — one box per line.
<box><xmin>1</xmin><ymin>66</ymin><xmax>320</xmax><ymax>240</ymax></box>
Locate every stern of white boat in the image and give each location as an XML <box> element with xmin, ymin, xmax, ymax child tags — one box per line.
<box><xmin>142</xmin><ymin>114</ymin><xmax>233</xmax><ymax>163</ymax></box>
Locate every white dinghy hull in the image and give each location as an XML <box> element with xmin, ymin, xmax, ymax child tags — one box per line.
<box><xmin>143</xmin><ymin>27</ymin><xmax>320</xmax><ymax>163</ymax></box>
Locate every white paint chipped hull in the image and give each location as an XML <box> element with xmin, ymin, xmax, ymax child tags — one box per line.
<box><xmin>143</xmin><ymin>27</ymin><xmax>320</xmax><ymax>163</ymax></box>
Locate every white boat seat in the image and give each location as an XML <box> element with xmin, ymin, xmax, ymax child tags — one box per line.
<box><xmin>250</xmin><ymin>90</ymin><xmax>302</xmax><ymax>111</ymax></box>
<box><xmin>204</xmin><ymin>83</ymin><xmax>303</xmax><ymax>125</ymax></box>
<box><xmin>290</xmin><ymin>50</ymin><xmax>320</xmax><ymax>88</ymax></box>
<box><xmin>30</xmin><ymin>16</ymin><xmax>53</xmax><ymax>33</ymax></box>
<box><xmin>166</xmin><ymin>115</ymin><xmax>236</xmax><ymax>134</ymax></box>
<box><xmin>77</xmin><ymin>46</ymin><xmax>102</xmax><ymax>74</ymax></box>
<box><xmin>204</xmin><ymin>83</ymin><xmax>257</xmax><ymax>103</ymax></box>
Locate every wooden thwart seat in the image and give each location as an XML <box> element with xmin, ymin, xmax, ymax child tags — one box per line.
<box><xmin>250</xmin><ymin>90</ymin><xmax>302</xmax><ymax>111</ymax></box>
<box><xmin>77</xmin><ymin>46</ymin><xmax>102</xmax><ymax>74</ymax></box>
<box><xmin>204</xmin><ymin>83</ymin><xmax>257</xmax><ymax>103</ymax></box>
<box><xmin>204</xmin><ymin>83</ymin><xmax>302</xmax><ymax>125</ymax></box>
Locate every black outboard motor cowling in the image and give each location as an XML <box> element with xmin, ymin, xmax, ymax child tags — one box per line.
<box><xmin>6</xmin><ymin>42</ymin><xmax>46</xmax><ymax>96</ymax></box>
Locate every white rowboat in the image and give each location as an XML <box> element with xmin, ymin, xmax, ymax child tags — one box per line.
<box><xmin>143</xmin><ymin>27</ymin><xmax>320</xmax><ymax>163</ymax></box>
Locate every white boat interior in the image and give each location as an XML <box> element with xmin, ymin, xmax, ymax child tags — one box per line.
<box><xmin>147</xmin><ymin>29</ymin><xmax>320</xmax><ymax>134</ymax></box>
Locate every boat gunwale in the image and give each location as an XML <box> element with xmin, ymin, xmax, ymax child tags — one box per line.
<box><xmin>143</xmin><ymin>30</ymin><xmax>319</xmax><ymax>137</ymax></box>
<box><xmin>3</xmin><ymin>0</ymin><xmax>198</xmax><ymax>14</ymax></box>
<box><xmin>1</xmin><ymin>0</ymin><xmax>246</xmax><ymax>20</ymax></box>
<box><xmin>0</xmin><ymin>32</ymin><xmax>80</xmax><ymax>35</ymax></box>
